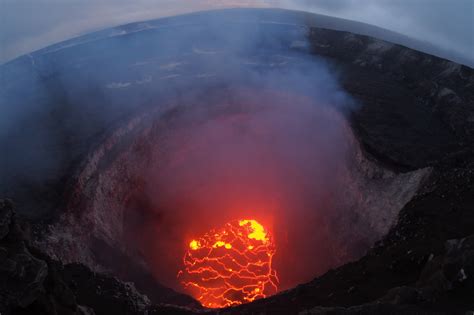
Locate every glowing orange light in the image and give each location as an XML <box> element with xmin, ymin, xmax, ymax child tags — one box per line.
<box><xmin>177</xmin><ymin>219</ymin><xmax>279</xmax><ymax>308</ymax></box>
<box><xmin>189</xmin><ymin>240</ymin><xmax>200</xmax><ymax>250</ymax></box>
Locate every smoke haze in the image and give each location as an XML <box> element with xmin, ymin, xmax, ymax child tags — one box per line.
<box><xmin>137</xmin><ymin>78</ymin><xmax>355</xmax><ymax>290</ymax></box>
<box><xmin>0</xmin><ymin>3</ymin><xmax>447</xmax><ymax>301</ymax></box>
<box><xmin>1</xmin><ymin>8</ymin><xmax>367</xmax><ymax>292</ymax></box>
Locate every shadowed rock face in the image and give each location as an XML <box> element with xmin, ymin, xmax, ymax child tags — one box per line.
<box><xmin>0</xmin><ymin>8</ymin><xmax>473</xmax><ymax>315</ymax></box>
<box><xmin>306</xmin><ymin>27</ymin><xmax>474</xmax><ymax>170</ymax></box>
<box><xmin>0</xmin><ymin>199</ymin><xmax>197</xmax><ymax>315</ymax></box>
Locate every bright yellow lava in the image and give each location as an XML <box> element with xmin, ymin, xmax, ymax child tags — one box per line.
<box><xmin>212</xmin><ymin>241</ymin><xmax>233</xmax><ymax>249</ymax></box>
<box><xmin>239</xmin><ymin>219</ymin><xmax>269</xmax><ymax>243</ymax></box>
<box><xmin>189</xmin><ymin>239</ymin><xmax>200</xmax><ymax>250</ymax></box>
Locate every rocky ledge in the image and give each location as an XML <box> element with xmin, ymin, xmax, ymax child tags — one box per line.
<box><xmin>0</xmin><ymin>199</ymin><xmax>195</xmax><ymax>315</ymax></box>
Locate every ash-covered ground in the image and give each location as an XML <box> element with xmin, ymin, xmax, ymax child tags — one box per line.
<box><xmin>1</xmin><ymin>9</ymin><xmax>473</xmax><ymax>315</ymax></box>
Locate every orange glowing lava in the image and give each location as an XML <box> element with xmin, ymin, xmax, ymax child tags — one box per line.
<box><xmin>177</xmin><ymin>219</ymin><xmax>279</xmax><ymax>308</ymax></box>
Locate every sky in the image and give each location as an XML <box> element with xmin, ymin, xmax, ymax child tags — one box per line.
<box><xmin>0</xmin><ymin>0</ymin><xmax>473</xmax><ymax>66</ymax></box>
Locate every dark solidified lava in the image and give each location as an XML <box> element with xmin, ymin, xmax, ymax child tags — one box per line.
<box><xmin>1</xmin><ymin>8</ymin><xmax>473</xmax><ymax>315</ymax></box>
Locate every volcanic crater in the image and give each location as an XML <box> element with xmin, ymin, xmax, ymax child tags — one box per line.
<box><xmin>1</xmin><ymin>8</ymin><xmax>473</xmax><ymax>315</ymax></box>
<box><xmin>42</xmin><ymin>85</ymin><xmax>429</xmax><ymax>308</ymax></box>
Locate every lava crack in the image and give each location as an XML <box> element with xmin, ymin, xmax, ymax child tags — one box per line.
<box><xmin>177</xmin><ymin>219</ymin><xmax>279</xmax><ymax>308</ymax></box>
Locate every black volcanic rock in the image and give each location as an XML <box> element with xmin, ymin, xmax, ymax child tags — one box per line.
<box><xmin>0</xmin><ymin>200</ymin><xmax>139</xmax><ymax>315</ymax></box>
<box><xmin>87</xmin><ymin>237</ymin><xmax>200</xmax><ymax>308</ymax></box>
<box><xmin>0</xmin><ymin>199</ymin><xmax>13</xmax><ymax>239</ymax></box>
<box><xmin>58</xmin><ymin>263</ymin><xmax>150</xmax><ymax>315</ymax></box>
<box><xmin>306</xmin><ymin>27</ymin><xmax>474</xmax><ymax>170</ymax></box>
<box><xmin>0</xmin><ymin>199</ymin><xmax>77</xmax><ymax>315</ymax></box>
<box><xmin>0</xmin><ymin>199</ymin><xmax>47</xmax><ymax>313</ymax></box>
<box><xmin>0</xmin><ymin>199</ymin><xmax>201</xmax><ymax>315</ymax></box>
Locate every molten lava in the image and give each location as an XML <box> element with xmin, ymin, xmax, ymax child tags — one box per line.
<box><xmin>177</xmin><ymin>219</ymin><xmax>279</xmax><ymax>308</ymax></box>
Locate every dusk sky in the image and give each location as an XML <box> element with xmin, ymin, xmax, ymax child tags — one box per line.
<box><xmin>1</xmin><ymin>0</ymin><xmax>473</xmax><ymax>65</ymax></box>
